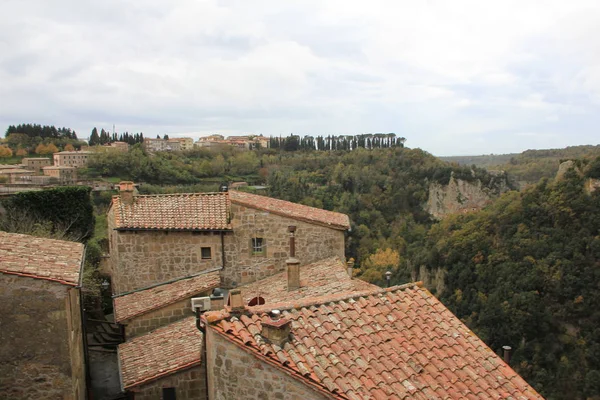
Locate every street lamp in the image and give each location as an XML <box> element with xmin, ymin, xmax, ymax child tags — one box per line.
<box><xmin>101</xmin><ymin>279</ymin><xmax>110</xmax><ymax>291</ymax></box>
<box><xmin>385</xmin><ymin>271</ymin><xmax>392</xmax><ymax>287</ymax></box>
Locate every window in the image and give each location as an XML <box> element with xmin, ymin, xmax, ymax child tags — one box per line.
<box><xmin>162</xmin><ymin>388</ymin><xmax>176</xmax><ymax>400</ymax></box>
<box><xmin>252</xmin><ymin>238</ymin><xmax>265</xmax><ymax>255</ymax></box>
<box><xmin>201</xmin><ymin>247</ymin><xmax>212</xmax><ymax>260</ymax></box>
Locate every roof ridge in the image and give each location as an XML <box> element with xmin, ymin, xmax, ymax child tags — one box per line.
<box><xmin>249</xmin><ymin>281</ymin><xmax>423</xmax><ymax>313</ymax></box>
<box><xmin>204</xmin><ymin>281</ymin><xmax>424</xmax><ymax>324</ymax></box>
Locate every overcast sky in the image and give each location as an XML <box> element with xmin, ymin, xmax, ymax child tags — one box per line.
<box><xmin>1</xmin><ymin>1</ymin><xmax>599</xmax><ymax>155</ymax></box>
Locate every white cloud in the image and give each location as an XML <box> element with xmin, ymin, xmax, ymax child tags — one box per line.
<box><xmin>0</xmin><ymin>0</ymin><xmax>599</xmax><ymax>154</ymax></box>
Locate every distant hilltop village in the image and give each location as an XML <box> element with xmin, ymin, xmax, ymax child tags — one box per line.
<box><xmin>144</xmin><ymin>135</ymin><xmax>270</xmax><ymax>152</ymax></box>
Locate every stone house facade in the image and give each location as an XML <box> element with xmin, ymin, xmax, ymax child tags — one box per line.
<box><xmin>107</xmin><ymin>182</ymin><xmax>349</xmax><ymax>295</ymax></box>
<box><xmin>206</xmin><ymin>327</ymin><xmax>329</xmax><ymax>400</ymax></box>
<box><xmin>53</xmin><ymin>151</ymin><xmax>91</xmax><ymax>168</ymax></box>
<box><xmin>0</xmin><ymin>232</ymin><xmax>86</xmax><ymax>400</ymax></box>
<box><xmin>43</xmin><ymin>165</ymin><xmax>78</xmax><ymax>184</ymax></box>
<box><xmin>22</xmin><ymin>157</ymin><xmax>52</xmax><ymax>171</ymax></box>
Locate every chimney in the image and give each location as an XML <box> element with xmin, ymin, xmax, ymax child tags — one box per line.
<box><xmin>210</xmin><ymin>288</ymin><xmax>225</xmax><ymax>311</ymax></box>
<box><xmin>261</xmin><ymin>310</ymin><xmax>291</xmax><ymax>347</ymax></box>
<box><xmin>119</xmin><ymin>181</ymin><xmax>135</xmax><ymax>205</ymax></box>
<box><xmin>228</xmin><ymin>289</ymin><xmax>244</xmax><ymax>311</ymax></box>
<box><xmin>502</xmin><ymin>345</ymin><xmax>512</xmax><ymax>364</ymax></box>
<box><xmin>347</xmin><ymin>258</ymin><xmax>355</xmax><ymax>278</ymax></box>
<box><xmin>286</xmin><ymin>226</ymin><xmax>300</xmax><ymax>291</ymax></box>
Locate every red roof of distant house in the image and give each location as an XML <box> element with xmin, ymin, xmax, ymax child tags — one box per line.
<box><xmin>113</xmin><ymin>269</ymin><xmax>221</xmax><ymax>322</ymax></box>
<box><xmin>118</xmin><ymin>317</ymin><xmax>202</xmax><ymax>389</ymax></box>
<box><xmin>205</xmin><ymin>283</ymin><xmax>542</xmax><ymax>400</ymax></box>
<box><xmin>229</xmin><ymin>190</ymin><xmax>350</xmax><ymax>230</ymax></box>
<box><xmin>0</xmin><ymin>231</ymin><xmax>84</xmax><ymax>286</ymax></box>
<box><xmin>239</xmin><ymin>257</ymin><xmax>376</xmax><ymax>305</ymax></box>
<box><xmin>111</xmin><ymin>192</ymin><xmax>231</xmax><ymax>230</ymax></box>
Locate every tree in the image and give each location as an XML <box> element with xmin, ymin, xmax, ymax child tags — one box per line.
<box><xmin>360</xmin><ymin>248</ymin><xmax>401</xmax><ymax>283</ymax></box>
<box><xmin>89</xmin><ymin>127</ymin><xmax>100</xmax><ymax>146</ymax></box>
<box><xmin>15</xmin><ymin>147</ymin><xmax>27</xmax><ymax>157</ymax></box>
<box><xmin>0</xmin><ymin>145</ymin><xmax>13</xmax><ymax>158</ymax></box>
<box><xmin>163</xmin><ymin>134</ymin><xmax>169</xmax><ymax>140</ymax></box>
<box><xmin>64</xmin><ymin>143</ymin><xmax>75</xmax><ymax>151</ymax></box>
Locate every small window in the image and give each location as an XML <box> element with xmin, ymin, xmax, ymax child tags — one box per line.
<box><xmin>252</xmin><ymin>238</ymin><xmax>265</xmax><ymax>255</ymax></box>
<box><xmin>162</xmin><ymin>388</ymin><xmax>176</xmax><ymax>400</ymax></box>
<box><xmin>201</xmin><ymin>247</ymin><xmax>212</xmax><ymax>259</ymax></box>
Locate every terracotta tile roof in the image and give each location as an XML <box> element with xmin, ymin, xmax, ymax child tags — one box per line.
<box><xmin>111</xmin><ymin>192</ymin><xmax>231</xmax><ymax>230</ymax></box>
<box><xmin>0</xmin><ymin>231</ymin><xmax>84</xmax><ymax>286</ymax></box>
<box><xmin>205</xmin><ymin>283</ymin><xmax>543</xmax><ymax>400</ymax></box>
<box><xmin>118</xmin><ymin>317</ymin><xmax>202</xmax><ymax>389</ymax></box>
<box><xmin>240</xmin><ymin>257</ymin><xmax>377</xmax><ymax>305</ymax></box>
<box><xmin>114</xmin><ymin>269</ymin><xmax>221</xmax><ymax>322</ymax></box>
<box><xmin>229</xmin><ymin>191</ymin><xmax>350</xmax><ymax>230</ymax></box>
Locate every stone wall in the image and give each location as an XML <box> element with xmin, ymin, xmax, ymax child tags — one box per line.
<box><xmin>0</xmin><ymin>274</ymin><xmax>83</xmax><ymax>399</ymax></box>
<box><xmin>108</xmin><ymin>210</ymin><xmax>225</xmax><ymax>294</ymax></box>
<box><xmin>66</xmin><ymin>287</ymin><xmax>86</xmax><ymax>399</ymax></box>
<box><xmin>130</xmin><ymin>365</ymin><xmax>206</xmax><ymax>400</ymax></box>
<box><xmin>222</xmin><ymin>203</ymin><xmax>346</xmax><ymax>286</ymax></box>
<box><xmin>123</xmin><ymin>296</ymin><xmax>205</xmax><ymax>339</ymax></box>
<box><xmin>206</xmin><ymin>328</ymin><xmax>328</xmax><ymax>400</ymax></box>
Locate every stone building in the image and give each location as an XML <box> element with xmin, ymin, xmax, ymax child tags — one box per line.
<box><xmin>0</xmin><ymin>168</ymin><xmax>34</xmax><ymax>183</ymax></box>
<box><xmin>22</xmin><ymin>157</ymin><xmax>52</xmax><ymax>171</ymax></box>
<box><xmin>0</xmin><ymin>232</ymin><xmax>86</xmax><ymax>400</ymax></box>
<box><xmin>53</xmin><ymin>150</ymin><xmax>92</xmax><ymax>168</ymax></box>
<box><xmin>116</xmin><ymin>256</ymin><xmax>374</xmax><ymax>399</ymax></box>
<box><xmin>113</xmin><ymin>269</ymin><xmax>221</xmax><ymax>339</ymax></box>
<box><xmin>203</xmin><ymin>283</ymin><xmax>543</xmax><ymax>400</ymax></box>
<box><xmin>106</xmin><ymin>182</ymin><xmax>349</xmax><ymax>294</ymax></box>
<box><xmin>43</xmin><ymin>165</ymin><xmax>78</xmax><ymax>184</ymax></box>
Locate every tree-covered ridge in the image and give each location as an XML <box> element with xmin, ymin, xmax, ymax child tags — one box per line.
<box><xmin>5</xmin><ymin>123</ymin><xmax>78</xmax><ymax>139</ymax></box>
<box><xmin>411</xmin><ymin>169</ymin><xmax>600</xmax><ymax>399</ymax></box>
<box><xmin>444</xmin><ymin>145</ymin><xmax>600</xmax><ymax>185</ymax></box>
<box><xmin>2</xmin><ymin>123</ymin><xmax>86</xmax><ymax>155</ymax></box>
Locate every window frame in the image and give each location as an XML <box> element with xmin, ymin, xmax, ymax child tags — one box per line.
<box><xmin>251</xmin><ymin>237</ymin><xmax>265</xmax><ymax>256</ymax></box>
<box><xmin>201</xmin><ymin>246</ymin><xmax>212</xmax><ymax>260</ymax></box>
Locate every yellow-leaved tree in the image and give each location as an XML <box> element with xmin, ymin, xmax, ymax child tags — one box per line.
<box><xmin>360</xmin><ymin>248</ymin><xmax>400</xmax><ymax>284</ymax></box>
<box><xmin>64</xmin><ymin>143</ymin><xmax>75</xmax><ymax>151</ymax></box>
<box><xmin>0</xmin><ymin>145</ymin><xmax>13</xmax><ymax>158</ymax></box>
<box><xmin>16</xmin><ymin>147</ymin><xmax>28</xmax><ymax>157</ymax></box>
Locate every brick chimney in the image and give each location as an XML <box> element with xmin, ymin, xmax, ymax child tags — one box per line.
<box><xmin>228</xmin><ymin>289</ymin><xmax>244</xmax><ymax>311</ymax></box>
<box><xmin>119</xmin><ymin>181</ymin><xmax>135</xmax><ymax>205</ymax></box>
<box><xmin>261</xmin><ymin>310</ymin><xmax>291</xmax><ymax>347</ymax></box>
<box><xmin>210</xmin><ymin>288</ymin><xmax>225</xmax><ymax>311</ymax></box>
<box><xmin>286</xmin><ymin>226</ymin><xmax>300</xmax><ymax>291</ymax></box>
<box><xmin>347</xmin><ymin>258</ymin><xmax>355</xmax><ymax>277</ymax></box>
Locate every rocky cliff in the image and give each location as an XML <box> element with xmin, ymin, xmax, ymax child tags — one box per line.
<box><xmin>426</xmin><ymin>174</ymin><xmax>508</xmax><ymax>219</ymax></box>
